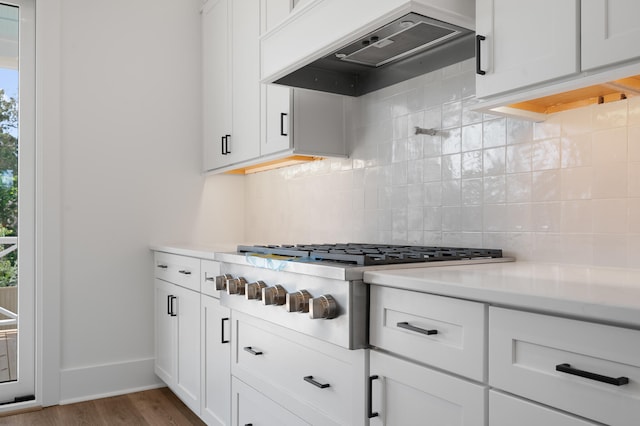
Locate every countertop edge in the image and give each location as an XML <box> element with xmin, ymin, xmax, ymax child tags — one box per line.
<box><xmin>364</xmin><ymin>263</ymin><xmax>640</xmax><ymax>329</ymax></box>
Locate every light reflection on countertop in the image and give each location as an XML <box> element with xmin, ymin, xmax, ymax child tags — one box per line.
<box><xmin>364</xmin><ymin>262</ymin><xmax>640</xmax><ymax>328</ymax></box>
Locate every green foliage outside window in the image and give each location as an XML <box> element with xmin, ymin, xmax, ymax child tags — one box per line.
<box><xmin>0</xmin><ymin>89</ymin><xmax>18</xmax><ymax>287</ymax></box>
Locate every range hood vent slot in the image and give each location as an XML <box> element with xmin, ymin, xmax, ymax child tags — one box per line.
<box><xmin>272</xmin><ymin>12</ymin><xmax>474</xmax><ymax>97</ymax></box>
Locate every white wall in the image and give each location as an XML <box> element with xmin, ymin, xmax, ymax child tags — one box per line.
<box><xmin>39</xmin><ymin>0</ymin><xmax>244</xmax><ymax>403</ymax></box>
<box><xmin>245</xmin><ymin>59</ymin><xmax>640</xmax><ymax>269</ymax></box>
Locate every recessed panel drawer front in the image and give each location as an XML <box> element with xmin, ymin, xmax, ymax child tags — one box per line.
<box><xmin>370</xmin><ymin>285</ymin><xmax>486</xmax><ymax>381</ymax></box>
<box><xmin>154</xmin><ymin>252</ymin><xmax>201</xmax><ymax>292</ymax></box>
<box><xmin>489</xmin><ymin>307</ymin><xmax>640</xmax><ymax>426</ymax></box>
<box><xmin>200</xmin><ymin>259</ymin><xmax>221</xmax><ymax>298</ymax></box>
<box><xmin>490</xmin><ymin>391</ymin><xmax>599</xmax><ymax>426</ymax></box>
<box><xmin>234</xmin><ymin>315</ymin><xmax>353</xmax><ymax>424</ymax></box>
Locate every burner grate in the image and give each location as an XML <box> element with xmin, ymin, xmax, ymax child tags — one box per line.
<box><xmin>238</xmin><ymin>243</ymin><xmax>503</xmax><ymax>266</ymax></box>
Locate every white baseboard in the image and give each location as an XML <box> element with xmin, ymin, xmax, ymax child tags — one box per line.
<box><xmin>59</xmin><ymin>357</ymin><xmax>164</xmax><ymax>404</ymax></box>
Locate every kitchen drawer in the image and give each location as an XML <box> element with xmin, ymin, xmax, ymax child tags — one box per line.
<box><xmin>232</xmin><ymin>313</ymin><xmax>358</xmax><ymax>425</ymax></box>
<box><xmin>489</xmin><ymin>391</ymin><xmax>598</xmax><ymax>426</ymax></box>
<box><xmin>154</xmin><ymin>252</ymin><xmax>200</xmax><ymax>292</ymax></box>
<box><xmin>489</xmin><ymin>307</ymin><xmax>640</xmax><ymax>426</ymax></box>
<box><xmin>370</xmin><ymin>285</ymin><xmax>486</xmax><ymax>381</ymax></box>
<box><xmin>369</xmin><ymin>350</ymin><xmax>485</xmax><ymax>426</ymax></box>
<box><xmin>232</xmin><ymin>377</ymin><xmax>309</xmax><ymax>426</ymax></box>
<box><xmin>200</xmin><ymin>259</ymin><xmax>221</xmax><ymax>298</ymax></box>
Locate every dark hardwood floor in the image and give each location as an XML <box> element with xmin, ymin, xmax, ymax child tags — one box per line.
<box><xmin>0</xmin><ymin>387</ymin><xmax>205</xmax><ymax>425</ymax></box>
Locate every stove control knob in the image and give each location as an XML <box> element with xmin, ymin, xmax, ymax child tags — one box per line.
<box><xmin>227</xmin><ymin>277</ymin><xmax>248</xmax><ymax>295</ymax></box>
<box><xmin>245</xmin><ymin>281</ymin><xmax>267</xmax><ymax>300</ymax></box>
<box><xmin>215</xmin><ymin>274</ymin><xmax>233</xmax><ymax>291</ymax></box>
<box><xmin>286</xmin><ymin>290</ymin><xmax>312</xmax><ymax>313</ymax></box>
<box><xmin>262</xmin><ymin>285</ymin><xmax>287</xmax><ymax>306</ymax></box>
<box><xmin>309</xmin><ymin>295</ymin><xmax>338</xmax><ymax>319</ymax></box>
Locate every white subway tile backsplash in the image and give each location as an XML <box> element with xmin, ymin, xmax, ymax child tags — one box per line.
<box><xmin>483</xmin><ymin>147</ymin><xmax>506</xmax><ymax>176</ymax></box>
<box><xmin>462</xmin><ymin>150</ymin><xmax>483</xmax><ymax>178</ymax></box>
<box><xmin>592</xmin><ymin>100</ymin><xmax>627</xmax><ymax>130</ymax></box>
<box><xmin>592</xmin><ymin>165</ymin><xmax>628</xmax><ymax>199</ymax></box>
<box><xmin>532</xmin><ymin>170</ymin><xmax>561</xmax><ymax>202</ymax></box>
<box><xmin>592</xmin><ymin>127</ymin><xmax>627</xmax><ymax>164</ymax></box>
<box><xmin>506</xmin><ymin>143</ymin><xmax>532</xmax><ymax>174</ymax></box>
<box><xmin>561</xmin><ymin>134</ymin><xmax>592</xmax><ymax>168</ymax></box>
<box><xmin>442</xmin><ymin>153</ymin><xmax>462</xmax><ymax>180</ymax></box>
<box><xmin>629</xmin><ymin>162</ymin><xmax>640</xmax><ymax>197</ymax></box>
<box><xmin>483</xmin><ymin>175</ymin><xmax>507</xmax><ymax>203</ymax></box>
<box><xmin>506</xmin><ymin>173</ymin><xmax>532</xmax><ymax>203</ymax></box>
<box><xmin>561</xmin><ymin>167</ymin><xmax>593</xmax><ymax>200</ymax></box>
<box><xmin>243</xmin><ymin>59</ymin><xmax>639</xmax><ymax>267</ymax></box>
<box><xmin>592</xmin><ymin>198</ymin><xmax>628</xmax><ymax>234</ymax></box>
<box><xmin>628</xmin><ymin>126</ymin><xmax>640</xmax><ymax>162</ymax></box>
<box><xmin>461</xmin><ymin>123</ymin><xmax>483</xmax><ymax>151</ymax></box>
<box><xmin>442</xmin><ymin>128</ymin><xmax>462</xmax><ymax>154</ymax></box>
<box><xmin>483</xmin><ymin>118</ymin><xmax>506</xmax><ymax>148</ymax></box>
<box><xmin>532</xmin><ymin>138</ymin><xmax>561</xmax><ymax>170</ymax></box>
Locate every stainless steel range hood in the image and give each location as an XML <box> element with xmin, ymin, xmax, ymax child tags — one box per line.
<box><xmin>260</xmin><ymin>0</ymin><xmax>475</xmax><ymax>97</ymax></box>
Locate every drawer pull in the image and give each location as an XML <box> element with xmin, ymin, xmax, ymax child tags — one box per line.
<box><xmin>204</xmin><ymin>276</ymin><xmax>215</xmax><ymax>282</ymax></box>
<box><xmin>157</xmin><ymin>264</ymin><xmax>168</xmax><ymax>269</ymax></box>
<box><xmin>178</xmin><ymin>270</ymin><xmax>191</xmax><ymax>275</ymax></box>
<box><xmin>304</xmin><ymin>375</ymin><xmax>330</xmax><ymax>389</ymax></box>
<box><xmin>397</xmin><ymin>321</ymin><xmax>438</xmax><ymax>336</ymax></box>
<box><xmin>555</xmin><ymin>363</ymin><xmax>629</xmax><ymax>386</ymax></box>
<box><xmin>368</xmin><ymin>375</ymin><xmax>379</xmax><ymax>418</ymax></box>
<box><xmin>243</xmin><ymin>346</ymin><xmax>263</xmax><ymax>356</ymax></box>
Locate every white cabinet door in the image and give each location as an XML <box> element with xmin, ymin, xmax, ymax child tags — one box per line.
<box><xmin>154</xmin><ymin>278</ymin><xmax>201</xmax><ymax>414</ymax></box>
<box><xmin>369</xmin><ymin>350</ymin><xmax>486</xmax><ymax>426</ymax></box>
<box><xmin>154</xmin><ymin>279</ymin><xmax>175</xmax><ymax>385</ymax></box>
<box><xmin>475</xmin><ymin>0</ymin><xmax>579</xmax><ymax>98</ymax></box>
<box><xmin>261</xmin><ymin>0</ymin><xmax>293</xmax><ymax>156</ymax></box>
<box><xmin>582</xmin><ymin>0</ymin><xmax>640</xmax><ymax>70</ymax></box>
<box><xmin>173</xmin><ymin>284</ymin><xmax>201</xmax><ymax>415</ymax></box>
<box><xmin>232</xmin><ymin>377</ymin><xmax>310</xmax><ymax>426</ymax></box>
<box><xmin>202</xmin><ymin>0</ymin><xmax>232</xmax><ymax>171</ymax></box>
<box><xmin>200</xmin><ymin>295</ymin><xmax>231</xmax><ymax>426</ymax></box>
<box><xmin>228</xmin><ymin>0</ymin><xmax>261</xmax><ymax>164</ymax></box>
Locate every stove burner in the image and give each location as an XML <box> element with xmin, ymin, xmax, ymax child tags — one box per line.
<box><xmin>237</xmin><ymin>243</ymin><xmax>503</xmax><ymax>266</ymax></box>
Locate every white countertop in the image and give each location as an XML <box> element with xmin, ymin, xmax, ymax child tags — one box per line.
<box><xmin>364</xmin><ymin>262</ymin><xmax>640</xmax><ymax>329</ymax></box>
<box><xmin>149</xmin><ymin>242</ymin><xmax>237</xmax><ymax>260</ymax></box>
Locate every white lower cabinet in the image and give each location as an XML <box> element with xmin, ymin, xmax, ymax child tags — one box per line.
<box><xmin>369</xmin><ymin>350</ymin><xmax>486</xmax><ymax>426</ymax></box>
<box><xmin>200</xmin><ymin>294</ymin><xmax>231</xmax><ymax>426</ymax></box>
<box><xmin>154</xmin><ymin>277</ymin><xmax>201</xmax><ymax>415</ymax></box>
<box><xmin>489</xmin><ymin>391</ymin><xmax>598</xmax><ymax>426</ymax></box>
<box><xmin>232</xmin><ymin>377</ymin><xmax>309</xmax><ymax>426</ymax></box>
<box><xmin>489</xmin><ymin>307</ymin><xmax>640</xmax><ymax>426</ymax></box>
<box><xmin>231</xmin><ymin>310</ymin><xmax>366</xmax><ymax>426</ymax></box>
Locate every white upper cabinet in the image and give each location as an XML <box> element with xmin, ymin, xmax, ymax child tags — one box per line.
<box><xmin>582</xmin><ymin>0</ymin><xmax>640</xmax><ymax>70</ymax></box>
<box><xmin>475</xmin><ymin>0</ymin><xmax>579</xmax><ymax>98</ymax></box>
<box><xmin>202</xmin><ymin>0</ymin><xmax>260</xmax><ymax>172</ymax></box>
<box><xmin>202</xmin><ymin>0</ymin><xmax>231</xmax><ymax>171</ymax></box>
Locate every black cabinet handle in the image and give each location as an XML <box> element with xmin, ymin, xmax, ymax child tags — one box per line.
<box><xmin>167</xmin><ymin>295</ymin><xmax>172</xmax><ymax>315</ymax></box>
<box><xmin>243</xmin><ymin>346</ymin><xmax>263</xmax><ymax>356</ymax></box>
<box><xmin>225</xmin><ymin>134</ymin><xmax>231</xmax><ymax>154</ymax></box>
<box><xmin>221</xmin><ymin>317</ymin><xmax>229</xmax><ymax>344</ymax></box>
<box><xmin>221</xmin><ymin>135</ymin><xmax>226</xmax><ymax>155</ymax></box>
<box><xmin>476</xmin><ymin>34</ymin><xmax>486</xmax><ymax>75</ymax></box>
<box><xmin>280</xmin><ymin>112</ymin><xmax>288</xmax><ymax>136</ymax></box>
<box><xmin>157</xmin><ymin>264</ymin><xmax>168</xmax><ymax>269</ymax></box>
<box><xmin>303</xmin><ymin>375</ymin><xmax>330</xmax><ymax>389</ymax></box>
<box><xmin>556</xmin><ymin>363</ymin><xmax>629</xmax><ymax>386</ymax></box>
<box><xmin>368</xmin><ymin>375</ymin><xmax>379</xmax><ymax>418</ymax></box>
<box><xmin>178</xmin><ymin>270</ymin><xmax>191</xmax><ymax>275</ymax></box>
<box><xmin>397</xmin><ymin>321</ymin><xmax>438</xmax><ymax>335</ymax></box>
<box><xmin>169</xmin><ymin>296</ymin><xmax>177</xmax><ymax>317</ymax></box>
